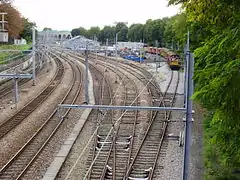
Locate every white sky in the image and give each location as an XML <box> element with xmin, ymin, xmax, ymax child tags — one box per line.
<box><xmin>13</xmin><ymin>0</ymin><xmax>180</xmax><ymax>31</ymax></box>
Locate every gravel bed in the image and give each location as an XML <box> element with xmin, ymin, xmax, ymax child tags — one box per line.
<box><xmin>54</xmin><ymin>57</ymin><xmax>152</xmax><ymax>179</ymax></box>
<box><xmin>144</xmin><ymin>62</ymin><xmax>184</xmax><ymax>94</ymax></box>
<box><xmin>143</xmin><ymin>61</ymin><xmax>203</xmax><ymax>179</ymax></box>
<box><xmin>0</xmin><ymin>59</ymin><xmax>73</xmax><ymax>169</ymax></box>
<box><xmin>55</xmin><ymin>60</ymin><xmax>105</xmax><ymax>179</ymax></box>
<box><xmin>155</xmin><ymin>95</ymin><xmax>185</xmax><ymax>179</ymax></box>
<box><xmin>20</xmin><ymin>60</ymin><xmax>85</xmax><ymax>180</ymax></box>
<box><xmin>22</xmin><ymin>107</ymin><xmax>85</xmax><ymax>180</ymax></box>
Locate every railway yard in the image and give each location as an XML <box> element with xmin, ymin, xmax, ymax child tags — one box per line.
<box><xmin>0</xmin><ymin>47</ymin><xmax>202</xmax><ymax>180</ymax></box>
<box><xmin>1</xmin><ymin>0</ymin><xmax>238</xmax><ymax>178</ymax></box>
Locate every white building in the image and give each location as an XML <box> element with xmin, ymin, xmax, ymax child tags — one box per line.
<box><xmin>14</xmin><ymin>38</ymin><xmax>27</xmax><ymax>45</ymax></box>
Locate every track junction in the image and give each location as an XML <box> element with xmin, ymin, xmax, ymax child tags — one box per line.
<box><xmin>0</xmin><ymin>42</ymin><xmax>186</xmax><ymax>180</ymax></box>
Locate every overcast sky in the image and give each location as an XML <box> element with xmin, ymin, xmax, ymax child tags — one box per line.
<box><xmin>13</xmin><ymin>0</ymin><xmax>180</xmax><ymax>31</ymax></box>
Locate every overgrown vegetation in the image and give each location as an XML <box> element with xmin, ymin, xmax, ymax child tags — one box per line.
<box><xmin>0</xmin><ymin>44</ymin><xmax>30</xmax><ymax>64</ymax></box>
<box><xmin>167</xmin><ymin>0</ymin><xmax>240</xmax><ymax>179</ymax></box>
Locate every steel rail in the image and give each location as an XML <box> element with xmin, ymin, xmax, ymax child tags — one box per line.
<box><xmin>86</xmin><ymin>55</ymin><xmax>149</xmax><ymax>180</ymax></box>
<box><xmin>0</xmin><ymin>57</ymin><xmax>63</xmax><ymax>139</ymax></box>
<box><xmin>0</xmin><ymin>56</ymin><xmax>42</xmax><ymax>99</ymax></box>
<box><xmin>124</xmin><ymin>70</ymin><xmax>175</xmax><ymax>179</ymax></box>
<box><xmin>63</xmin><ymin>51</ymin><xmax>114</xmax><ymax>180</ymax></box>
<box><xmin>149</xmin><ymin>71</ymin><xmax>180</xmax><ymax>179</ymax></box>
<box><xmin>0</xmin><ymin>54</ymin><xmax>82</xmax><ymax>179</ymax></box>
<box><xmin>15</xmin><ymin>54</ymin><xmax>84</xmax><ymax>180</ymax></box>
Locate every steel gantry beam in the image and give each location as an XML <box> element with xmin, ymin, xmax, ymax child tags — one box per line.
<box><xmin>0</xmin><ymin>74</ymin><xmax>32</xmax><ymax>79</ymax></box>
<box><xmin>0</xmin><ymin>50</ymin><xmax>32</xmax><ymax>52</ymax></box>
<box><xmin>58</xmin><ymin>104</ymin><xmax>186</xmax><ymax>111</ymax></box>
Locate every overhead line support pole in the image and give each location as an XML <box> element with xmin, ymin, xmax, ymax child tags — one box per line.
<box><xmin>84</xmin><ymin>43</ymin><xmax>89</xmax><ymax>104</ymax></box>
<box><xmin>32</xmin><ymin>27</ymin><xmax>36</xmax><ymax>86</ymax></box>
<box><xmin>182</xmin><ymin>52</ymin><xmax>194</xmax><ymax>180</ymax></box>
<box><xmin>14</xmin><ymin>77</ymin><xmax>19</xmax><ymax>104</ymax></box>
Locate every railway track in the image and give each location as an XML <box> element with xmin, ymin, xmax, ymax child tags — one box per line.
<box><xmin>0</xmin><ymin>56</ymin><xmax>43</xmax><ymax>99</ymax></box>
<box><xmin>0</xmin><ymin>55</ymin><xmax>83</xmax><ymax>180</ymax></box>
<box><xmin>87</xmin><ymin>53</ymin><xmax>180</xmax><ymax>179</ymax></box>
<box><xmin>85</xmin><ymin>61</ymin><xmax>140</xmax><ymax>180</ymax></box>
<box><xmin>0</xmin><ymin>58</ymin><xmax>63</xmax><ymax>139</ymax></box>
<box><xmin>61</xmin><ymin>51</ymin><xmax>180</xmax><ymax>179</ymax></box>
<box><xmin>125</xmin><ymin>71</ymin><xmax>179</xmax><ymax>179</ymax></box>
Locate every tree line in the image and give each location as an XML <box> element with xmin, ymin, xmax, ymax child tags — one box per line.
<box><xmin>70</xmin><ymin>15</ymin><xmax>187</xmax><ymax>50</ymax></box>
<box><xmin>0</xmin><ymin>1</ymin><xmax>36</xmax><ymax>44</ymax></box>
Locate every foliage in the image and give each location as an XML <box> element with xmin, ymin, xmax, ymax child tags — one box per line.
<box><xmin>19</xmin><ymin>18</ymin><xmax>36</xmax><ymax>42</ymax></box>
<box><xmin>115</xmin><ymin>22</ymin><xmax>128</xmax><ymax>42</ymax></box>
<box><xmin>0</xmin><ymin>2</ymin><xmax>24</xmax><ymax>38</ymax></box>
<box><xmin>88</xmin><ymin>26</ymin><xmax>100</xmax><ymax>40</ymax></box>
<box><xmin>166</xmin><ymin>0</ymin><xmax>240</xmax><ymax>179</ymax></box>
<box><xmin>71</xmin><ymin>28</ymin><xmax>80</xmax><ymax>37</ymax></box>
<box><xmin>70</xmin><ymin>27</ymin><xmax>88</xmax><ymax>37</ymax></box>
<box><xmin>127</xmin><ymin>23</ymin><xmax>144</xmax><ymax>42</ymax></box>
<box><xmin>43</xmin><ymin>27</ymin><xmax>52</xmax><ymax>31</ymax></box>
<box><xmin>98</xmin><ymin>25</ymin><xmax>115</xmax><ymax>44</ymax></box>
<box><xmin>0</xmin><ymin>44</ymin><xmax>30</xmax><ymax>63</ymax></box>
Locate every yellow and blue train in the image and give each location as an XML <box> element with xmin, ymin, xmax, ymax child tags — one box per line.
<box><xmin>144</xmin><ymin>46</ymin><xmax>181</xmax><ymax>70</ymax></box>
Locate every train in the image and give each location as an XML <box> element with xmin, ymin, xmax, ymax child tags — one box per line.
<box><xmin>144</xmin><ymin>46</ymin><xmax>181</xmax><ymax>70</ymax></box>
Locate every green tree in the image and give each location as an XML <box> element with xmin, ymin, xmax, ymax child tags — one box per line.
<box><xmin>143</xmin><ymin>19</ymin><xmax>165</xmax><ymax>47</ymax></box>
<box><xmin>128</xmin><ymin>24</ymin><xmax>144</xmax><ymax>42</ymax></box>
<box><xmin>20</xmin><ymin>18</ymin><xmax>36</xmax><ymax>42</ymax></box>
<box><xmin>99</xmin><ymin>25</ymin><xmax>115</xmax><ymax>44</ymax></box>
<box><xmin>71</xmin><ymin>28</ymin><xmax>80</xmax><ymax>37</ymax></box>
<box><xmin>168</xmin><ymin>0</ymin><xmax>240</xmax><ymax>179</ymax></box>
<box><xmin>115</xmin><ymin>22</ymin><xmax>128</xmax><ymax>42</ymax></box>
<box><xmin>71</xmin><ymin>27</ymin><xmax>88</xmax><ymax>37</ymax></box>
<box><xmin>88</xmin><ymin>26</ymin><xmax>100</xmax><ymax>40</ymax></box>
<box><xmin>43</xmin><ymin>27</ymin><xmax>52</xmax><ymax>31</ymax></box>
<box><xmin>78</xmin><ymin>27</ymin><xmax>88</xmax><ymax>37</ymax></box>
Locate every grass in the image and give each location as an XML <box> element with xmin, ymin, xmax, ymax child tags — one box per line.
<box><xmin>0</xmin><ymin>44</ymin><xmax>31</xmax><ymax>64</ymax></box>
